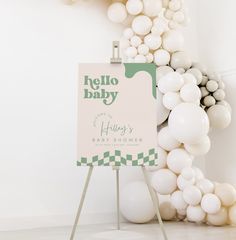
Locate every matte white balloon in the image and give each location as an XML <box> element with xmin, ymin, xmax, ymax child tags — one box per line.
<box><xmin>229</xmin><ymin>203</ymin><xmax>236</xmax><ymax>225</ymax></box>
<box><xmin>173</xmin><ymin>11</ymin><xmax>185</xmax><ymax>23</ymax></box>
<box><xmin>215</xmin><ymin>183</ymin><xmax>236</xmax><ymax>207</ymax></box>
<box><xmin>159</xmin><ymin>202</ymin><xmax>177</xmax><ymax>220</ymax></box>
<box><xmin>143</xmin><ymin>0</ymin><xmax>162</xmax><ymax>17</ymax></box>
<box><xmin>154</xmin><ymin>49</ymin><xmax>170</xmax><ymax>66</ymax></box>
<box><xmin>203</xmin><ymin>96</ymin><xmax>216</xmax><ymax>107</ymax></box>
<box><xmin>217</xmin><ymin>100</ymin><xmax>232</xmax><ymax>114</ymax></box>
<box><xmin>162</xmin><ymin>30</ymin><xmax>184</xmax><ymax>53</ymax></box>
<box><xmin>168</xmin><ymin>103</ymin><xmax>209</xmax><ymax>144</ymax></box>
<box><xmin>158</xmin><ymin>72</ymin><xmax>184</xmax><ymax>93</ymax></box>
<box><xmin>200</xmin><ymin>76</ymin><xmax>208</xmax><ymax>86</ymax></box>
<box><xmin>146</xmin><ymin>53</ymin><xmax>154</xmax><ymax>63</ymax></box>
<box><xmin>182</xmin><ymin>73</ymin><xmax>197</xmax><ymax>85</ymax></box>
<box><xmin>130</xmin><ymin>35</ymin><xmax>142</xmax><ymax>47</ymax></box>
<box><xmin>171</xmin><ymin>51</ymin><xmax>192</xmax><ymax>70</ymax></box>
<box><xmin>201</xmin><ymin>194</ymin><xmax>221</xmax><ymax>214</ymax></box>
<box><xmin>183</xmin><ymin>186</ymin><xmax>202</xmax><ymax>206</ymax></box>
<box><xmin>158</xmin><ymin>127</ymin><xmax>181</xmax><ymax>151</ymax></box>
<box><xmin>200</xmin><ymin>87</ymin><xmax>209</xmax><ymax>98</ymax></box>
<box><xmin>196</xmin><ymin>178</ymin><xmax>214</xmax><ymax>194</ymax></box>
<box><xmin>176</xmin><ymin>68</ymin><xmax>185</xmax><ymax>74</ymax></box>
<box><xmin>120</xmin><ymin>37</ymin><xmax>130</xmax><ymax>49</ymax></box>
<box><xmin>156</xmin><ymin>89</ymin><xmax>170</xmax><ymax>126</ymax></box>
<box><xmin>126</xmin><ymin>0</ymin><xmax>143</xmax><ymax>15</ymax></box>
<box><xmin>206</xmin><ymin>80</ymin><xmax>218</xmax><ymax>92</ymax></box>
<box><xmin>125</xmin><ymin>46</ymin><xmax>137</xmax><ymax>58</ymax></box>
<box><xmin>180</xmin><ymin>83</ymin><xmax>201</xmax><ymax>103</ymax></box>
<box><xmin>207</xmin><ymin>207</ymin><xmax>228</xmax><ymax>226</ymax></box>
<box><xmin>186</xmin><ymin>68</ymin><xmax>203</xmax><ymax>85</ymax></box>
<box><xmin>177</xmin><ymin>175</ymin><xmax>195</xmax><ymax>191</ymax></box>
<box><xmin>167</xmin><ymin>148</ymin><xmax>192</xmax><ymax>174</ymax></box>
<box><xmin>213</xmin><ymin>89</ymin><xmax>225</xmax><ymax>101</ymax></box>
<box><xmin>107</xmin><ymin>3</ymin><xmax>127</xmax><ymax>23</ymax></box>
<box><xmin>193</xmin><ymin>62</ymin><xmax>207</xmax><ymax>76</ymax></box>
<box><xmin>164</xmin><ymin>9</ymin><xmax>174</xmax><ymax>20</ymax></box>
<box><xmin>144</xmin><ymin>34</ymin><xmax>162</xmax><ymax>50</ymax></box>
<box><xmin>151</xmin><ymin>169</ymin><xmax>177</xmax><ymax>195</ymax></box>
<box><xmin>168</xmin><ymin>0</ymin><xmax>181</xmax><ymax>11</ymax></box>
<box><xmin>187</xmin><ymin>205</ymin><xmax>206</xmax><ymax>223</ymax></box>
<box><xmin>123</xmin><ymin>27</ymin><xmax>134</xmax><ymax>39</ymax></box>
<box><xmin>132</xmin><ymin>15</ymin><xmax>152</xmax><ymax>35</ymax></box>
<box><xmin>134</xmin><ymin>54</ymin><xmax>147</xmax><ymax>63</ymax></box>
<box><xmin>181</xmin><ymin>167</ymin><xmax>195</xmax><ymax>180</ymax></box>
<box><xmin>146</xmin><ymin>147</ymin><xmax>167</xmax><ymax>171</ymax></box>
<box><xmin>163</xmin><ymin>92</ymin><xmax>182</xmax><ymax>110</ymax></box>
<box><xmin>184</xmin><ymin>135</ymin><xmax>211</xmax><ymax>156</ymax></box>
<box><xmin>171</xmin><ymin>190</ymin><xmax>188</xmax><ymax>210</ymax></box>
<box><xmin>207</xmin><ymin>105</ymin><xmax>231</xmax><ymax>129</ymax></box>
<box><xmin>193</xmin><ymin>167</ymin><xmax>204</xmax><ymax>181</ymax></box>
<box><xmin>120</xmin><ymin>181</ymin><xmax>155</xmax><ymax>223</ymax></box>
<box><xmin>138</xmin><ymin>44</ymin><xmax>149</xmax><ymax>55</ymax></box>
<box><xmin>156</xmin><ymin>66</ymin><xmax>174</xmax><ymax>84</ymax></box>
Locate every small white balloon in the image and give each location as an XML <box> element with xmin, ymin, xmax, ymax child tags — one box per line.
<box><xmin>146</xmin><ymin>53</ymin><xmax>154</xmax><ymax>63</ymax></box>
<box><xmin>132</xmin><ymin>15</ymin><xmax>152</xmax><ymax>35</ymax></box>
<box><xmin>207</xmin><ymin>105</ymin><xmax>231</xmax><ymax>129</ymax></box>
<box><xmin>151</xmin><ymin>169</ymin><xmax>177</xmax><ymax>195</ymax></box>
<box><xmin>180</xmin><ymin>83</ymin><xmax>201</xmax><ymax>103</ymax></box>
<box><xmin>183</xmin><ymin>186</ymin><xmax>202</xmax><ymax>206</ymax></box>
<box><xmin>201</xmin><ymin>193</ymin><xmax>221</xmax><ymax>214</ymax></box>
<box><xmin>168</xmin><ymin>103</ymin><xmax>209</xmax><ymax>144</ymax></box>
<box><xmin>156</xmin><ymin>89</ymin><xmax>170</xmax><ymax>126</ymax></box>
<box><xmin>206</xmin><ymin>80</ymin><xmax>218</xmax><ymax>92</ymax></box>
<box><xmin>170</xmin><ymin>51</ymin><xmax>192</xmax><ymax>70</ymax></box>
<box><xmin>120</xmin><ymin>181</ymin><xmax>155</xmax><ymax>223</ymax></box>
<box><xmin>215</xmin><ymin>183</ymin><xmax>236</xmax><ymax>207</ymax></box>
<box><xmin>200</xmin><ymin>87</ymin><xmax>209</xmax><ymax>98</ymax></box>
<box><xmin>182</xmin><ymin>73</ymin><xmax>197</xmax><ymax>85</ymax></box>
<box><xmin>177</xmin><ymin>175</ymin><xmax>195</xmax><ymax>191</ymax></box>
<box><xmin>158</xmin><ymin>72</ymin><xmax>184</xmax><ymax>93</ymax></box>
<box><xmin>126</xmin><ymin>0</ymin><xmax>143</xmax><ymax>15</ymax></box>
<box><xmin>196</xmin><ymin>178</ymin><xmax>214</xmax><ymax>194</ymax></box>
<box><xmin>203</xmin><ymin>96</ymin><xmax>216</xmax><ymax>107</ymax></box>
<box><xmin>156</xmin><ymin>66</ymin><xmax>174</xmax><ymax>83</ymax></box>
<box><xmin>135</xmin><ymin>54</ymin><xmax>147</xmax><ymax>63</ymax></box>
<box><xmin>200</xmin><ymin>76</ymin><xmax>208</xmax><ymax>86</ymax></box>
<box><xmin>123</xmin><ymin>28</ymin><xmax>134</xmax><ymax>39</ymax></box>
<box><xmin>144</xmin><ymin>34</ymin><xmax>162</xmax><ymax>50</ymax></box>
<box><xmin>107</xmin><ymin>2</ymin><xmax>127</xmax><ymax>23</ymax></box>
<box><xmin>213</xmin><ymin>89</ymin><xmax>225</xmax><ymax>101</ymax></box>
<box><xmin>163</xmin><ymin>92</ymin><xmax>182</xmax><ymax>110</ymax></box>
<box><xmin>143</xmin><ymin>0</ymin><xmax>163</xmax><ymax>17</ymax></box>
<box><xmin>171</xmin><ymin>190</ymin><xmax>188</xmax><ymax>210</ymax></box>
<box><xmin>164</xmin><ymin>9</ymin><xmax>174</xmax><ymax>20</ymax></box>
<box><xmin>207</xmin><ymin>207</ymin><xmax>228</xmax><ymax>226</ymax></box>
<box><xmin>168</xmin><ymin>0</ymin><xmax>181</xmax><ymax>11</ymax></box>
<box><xmin>130</xmin><ymin>35</ymin><xmax>142</xmax><ymax>47</ymax></box>
<box><xmin>158</xmin><ymin>127</ymin><xmax>181</xmax><ymax>151</ymax></box>
<box><xmin>187</xmin><ymin>205</ymin><xmax>206</xmax><ymax>223</ymax></box>
<box><xmin>186</xmin><ymin>68</ymin><xmax>203</xmax><ymax>85</ymax></box>
<box><xmin>138</xmin><ymin>44</ymin><xmax>149</xmax><ymax>55</ymax></box>
<box><xmin>229</xmin><ymin>203</ymin><xmax>236</xmax><ymax>225</ymax></box>
<box><xmin>162</xmin><ymin>30</ymin><xmax>184</xmax><ymax>53</ymax></box>
<box><xmin>184</xmin><ymin>135</ymin><xmax>211</xmax><ymax>156</ymax></box>
<box><xmin>159</xmin><ymin>201</ymin><xmax>177</xmax><ymax>220</ymax></box>
<box><xmin>125</xmin><ymin>46</ymin><xmax>138</xmax><ymax>58</ymax></box>
<box><xmin>173</xmin><ymin>11</ymin><xmax>185</xmax><ymax>23</ymax></box>
<box><xmin>154</xmin><ymin>49</ymin><xmax>170</xmax><ymax>66</ymax></box>
<box><xmin>167</xmin><ymin>148</ymin><xmax>192</xmax><ymax>174</ymax></box>
<box><xmin>181</xmin><ymin>167</ymin><xmax>195</xmax><ymax>180</ymax></box>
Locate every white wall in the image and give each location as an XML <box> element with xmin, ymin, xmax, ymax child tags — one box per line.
<box><xmin>0</xmin><ymin>0</ymin><xmax>234</xmax><ymax>231</ymax></box>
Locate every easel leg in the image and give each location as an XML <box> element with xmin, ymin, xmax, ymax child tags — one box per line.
<box><xmin>69</xmin><ymin>166</ymin><xmax>93</xmax><ymax>240</ymax></box>
<box><xmin>142</xmin><ymin>166</ymin><xmax>168</xmax><ymax>240</ymax></box>
<box><xmin>116</xmin><ymin>168</ymin><xmax>120</xmax><ymax>230</ymax></box>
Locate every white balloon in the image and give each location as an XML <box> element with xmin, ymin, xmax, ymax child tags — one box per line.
<box><xmin>159</xmin><ymin>201</ymin><xmax>177</xmax><ymax>220</ymax></box>
<box><xmin>196</xmin><ymin>179</ymin><xmax>214</xmax><ymax>194</ymax></box>
<box><xmin>123</xmin><ymin>27</ymin><xmax>134</xmax><ymax>39</ymax></box>
<box><xmin>215</xmin><ymin>183</ymin><xmax>236</xmax><ymax>207</ymax></box>
<box><xmin>120</xmin><ymin>37</ymin><xmax>130</xmax><ymax>49</ymax></box>
<box><xmin>187</xmin><ymin>205</ymin><xmax>206</xmax><ymax>223</ymax></box>
<box><xmin>156</xmin><ymin>89</ymin><xmax>170</xmax><ymax>126</ymax></box>
<box><xmin>186</xmin><ymin>68</ymin><xmax>203</xmax><ymax>85</ymax></box>
<box><xmin>146</xmin><ymin>53</ymin><xmax>154</xmax><ymax>63</ymax></box>
<box><xmin>120</xmin><ymin>181</ymin><xmax>155</xmax><ymax>223</ymax></box>
<box><xmin>193</xmin><ymin>62</ymin><xmax>207</xmax><ymax>76</ymax></box>
<box><xmin>193</xmin><ymin>167</ymin><xmax>204</xmax><ymax>181</ymax></box>
<box><xmin>144</xmin><ymin>34</ymin><xmax>162</xmax><ymax>50</ymax></box>
<box><xmin>151</xmin><ymin>169</ymin><xmax>177</xmax><ymax>195</ymax></box>
<box><xmin>143</xmin><ymin>0</ymin><xmax>162</xmax><ymax>17</ymax></box>
<box><xmin>213</xmin><ymin>89</ymin><xmax>225</xmax><ymax>101</ymax></box>
<box><xmin>181</xmin><ymin>167</ymin><xmax>195</xmax><ymax>180</ymax></box>
<box><xmin>163</xmin><ymin>92</ymin><xmax>182</xmax><ymax>110</ymax></box>
<box><xmin>107</xmin><ymin>3</ymin><xmax>127</xmax><ymax>23</ymax></box>
<box><xmin>132</xmin><ymin>15</ymin><xmax>152</xmax><ymax>35</ymax></box>
<box><xmin>180</xmin><ymin>83</ymin><xmax>201</xmax><ymax>103</ymax></box>
<box><xmin>170</xmin><ymin>51</ymin><xmax>192</xmax><ymax>70</ymax></box>
<box><xmin>126</xmin><ymin>0</ymin><xmax>143</xmax><ymax>15</ymax></box>
<box><xmin>201</xmin><ymin>193</ymin><xmax>221</xmax><ymax>214</ymax></box>
<box><xmin>154</xmin><ymin>49</ymin><xmax>170</xmax><ymax>66</ymax></box>
<box><xmin>207</xmin><ymin>105</ymin><xmax>231</xmax><ymax>129</ymax></box>
<box><xmin>171</xmin><ymin>191</ymin><xmax>188</xmax><ymax>210</ymax></box>
<box><xmin>182</xmin><ymin>73</ymin><xmax>197</xmax><ymax>85</ymax></box>
<box><xmin>168</xmin><ymin>103</ymin><xmax>209</xmax><ymax>144</ymax></box>
<box><xmin>183</xmin><ymin>186</ymin><xmax>202</xmax><ymax>206</ymax></box>
<box><xmin>138</xmin><ymin>44</ymin><xmax>149</xmax><ymax>55</ymax></box>
<box><xmin>125</xmin><ymin>46</ymin><xmax>138</xmax><ymax>58</ymax></box>
<box><xmin>158</xmin><ymin>72</ymin><xmax>184</xmax><ymax>94</ymax></box>
<box><xmin>130</xmin><ymin>35</ymin><xmax>142</xmax><ymax>47</ymax></box>
<box><xmin>184</xmin><ymin>135</ymin><xmax>211</xmax><ymax>156</ymax></box>
<box><xmin>168</xmin><ymin>0</ymin><xmax>181</xmax><ymax>11</ymax></box>
<box><xmin>173</xmin><ymin>11</ymin><xmax>185</xmax><ymax>23</ymax></box>
<box><xmin>200</xmin><ymin>87</ymin><xmax>209</xmax><ymax>98</ymax></box>
<box><xmin>162</xmin><ymin>30</ymin><xmax>184</xmax><ymax>53</ymax></box>
<box><xmin>177</xmin><ymin>175</ymin><xmax>195</xmax><ymax>191</ymax></box>
<box><xmin>203</xmin><ymin>96</ymin><xmax>216</xmax><ymax>107</ymax></box>
<box><xmin>156</xmin><ymin>66</ymin><xmax>174</xmax><ymax>84</ymax></box>
<box><xmin>229</xmin><ymin>203</ymin><xmax>236</xmax><ymax>225</ymax></box>
<box><xmin>158</xmin><ymin>127</ymin><xmax>181</xmax><ymax>151</ymax></box>
<box><xmin>207</xmin><ymin>207</ymin><xmax>228</xmax><ymax>226</ymax></box>
<box><xmin>206</xmin><ymin>80</ymin><xmax>218</xmax><ymax>92</ymax></box>
<box><xmin>135</xmin><ymin>54</ymin><xmax>147</xmax><ymax>63</ymax></box>
<box><xmin>167</xmin><ymin>148</ymin><xmax>192</xmax><ymax>174</ymax></box>
<box><xmin>217</xmin><ymin>100</ymin><xmax>232</xmax><ymax>114</ymax></box>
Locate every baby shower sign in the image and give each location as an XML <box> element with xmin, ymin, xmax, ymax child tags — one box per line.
<box><xmin>77</xmin><ymin>63</ymin><xmax>158</xmax><ymax>166</ymax></box>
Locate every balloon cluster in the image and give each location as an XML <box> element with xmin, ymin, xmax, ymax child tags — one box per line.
<box><xmin>105</xmin><ymin>0</ymin><xmax>235</xmax><ymax>227</ymax></box>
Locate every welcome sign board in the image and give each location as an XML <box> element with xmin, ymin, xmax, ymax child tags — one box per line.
<box><xmin>77</xmin><ymin>63</ymin><xmax>158</xmax><ymax>166</ymax></box>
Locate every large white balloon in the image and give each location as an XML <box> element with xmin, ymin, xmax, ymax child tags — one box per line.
<box><xmin>156</xmin><ymin>89</ymin><xmax>170</xmax><ymax>126</ymax></box>
<box><xmin>187</xmin><ymin>205</ymin><xmax>206</xmax><ymax>223</ymax></box>
<box><xmin>180</xmin><ymin>83</ymin><xmax>201</xmax><ymax>103</ymax></box>
<box><xmin>207</xmin><ymin>207</ymin><xmax>228</xmax><ymax>226</ymax></box>
<box><xmin>120</xmin><ymin>181</ymin><xmax>155</xmax><ymax>223</ymax></box>
<box><xmin>201</xmin><ymin>193</ymin><xmax>221</xmax><ymax>214</ymax></box>
<box><xmin>163</xmin><ymin>92</ymin><xmax>182</xmax><ymax>110</ymax></box>
<box><xmin>183</xmin><ymin>186</ymin><xmax>202</xmax><ymax>206</ymax></box>
<box><xmin>184</xmin><ymin>135</ymin><xmax>211</xmax><ymax>156</ymax></box>
<box><xmin>158</xmin><ymin>72</ymin><xmax>184</xmax><ymax>93</ymax></box>
<box><xmin>167</xmin><ymin>148</ymin><xmax>192</xmax><ymax>174</ymax></box>
<box><xmin>168</xmin><ymin>103</ymin><xmax>209</xmax><ymax>144</ymax></box>
<box><xmin>157</xmin><ymin>127</ymin><xmax>181</xmax><ymax>151</ymax></box>
<box><xmin>207</xmin><ymin>105</ymin><xmax>231</xmax><ymax>129</ymax></box>
<box><xmin>162</xmin><ymin>30</ymin><xmax>184</xmax><ymax>53</ymax></box>
<box><xmin>151</xmin><ymin>169</ymin><xmax>177</xmax><ymax>195</ymax></box>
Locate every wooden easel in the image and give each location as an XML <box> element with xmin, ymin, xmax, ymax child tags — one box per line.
<box><xmin>69</xmin><ymin>42</ymin><xmax>168</xmax><ymax>240</ymax></box>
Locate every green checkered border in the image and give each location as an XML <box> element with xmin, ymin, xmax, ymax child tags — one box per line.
<box><xmin>77</xmin><ymin>148</ymin><xmax>158</xmax><ymax>166</ymax></box>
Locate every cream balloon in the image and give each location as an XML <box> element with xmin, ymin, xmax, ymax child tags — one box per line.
<box><xmin>180</xmin><ymin>83</ymin><xmax>201</xmax><ymax>103</ymax></box>
<box><xmin>154</xmin><ymin>49</ymin><xmax>170</xmax><ymax>66</ymax></box>
<box><xmin>171</xmin><ymin>190</ymin><xmax>188</xmax><ymax>210</ymax></box>
<box><xmin>196</xmin><ymin>178</ymin><xmax>214</xmax><ymax>194</ymax></box>
<box><xmin>168</xmin><ymin>103</ymin><xmax>209</xmax><ymax>144</ymax></box>
<box><xmin>159</xmin><ymin>201</ymin><xmax>177</xmax><ymax>220</ymax></box>
<box><xmin>163</xmin><ymin>92</ymin><xmax>182</xmax><ymax>110</ymax></box>
<box><xmin>229</xmin><ymin>203</ymin><xmax>236</xmax><ymax>225</ymax></box>
<box><xmin>162</xmin><ymin>30</ymin><xmax>184</xmax><ymax>53</ymax></box>
<box><xmin>107</xmin><ymin>3</ymin><xmax>127</xmax><ymax>23</ymax></box>
<box><xmin>182</xmin><ymin>73</ymin><xmax>197</xmax><ymax>85</ymax></box>
<box><xmin>181</xmin><ymin>167</ymin><xmax>195</xmax><ymax>180</ymax></box>
<box><xmin>215</xmin><ymin>183</ymin><xmax>236</xmax><ymax>207</ymax></box>
<box><xmin>186</xmin><ymin>68</ymin><xmax>203</xmax><ymax>85</ymax></box>
<box><xmin>156</xmin><ymin>66</ymin><xmax>174</xmax><ymax>84</ymax></box>
<box><xmin>177</xmin><ymin>175</ymin><xmax>195</xmax><ymax>191</ymax></box>
<box><xmin>126</xmin><ymin>0</ymin><xmax>143</xmax><ymax>15</ymax></box>
<box><xmin>183</xmin><ymin>186</ymin><xmax>202</xmax><ymax>206</ymax></box>
<box><xmin>207</xmin><ymin>207</ymin><xmax>228</xmax><ymax>226</ymax></box>
<box><xmin>187</xmin><ymin>205</ymin><xmax>206</xmax><ymax>223</ymax></box>
<box><xmin>120</xmin><ymin>181</ymin><xmax>155</xmax><ymax>223</ymax></box>
<box><xmin>143</xmin><ymin>0</ymin><xmax>162</xmax><ymax>17</ymax></box>
<box><xmin>156</xmin><ymin>89</ymin><xmax>170</xmax><ymax>126</ymax></box>
<box><xmin>201</xmin><ymin>193</ymin><xmax>221</xmax><ymax>214</ymax></box>
<box><xmin>170</xmin><ymin>51</ymin><xmax>192</xmax><ymax>70</ymax></box>
<box><xmin>132</xmin><ymin>15</ymin><xmax>152</xmax><ymax>35</ymax></box>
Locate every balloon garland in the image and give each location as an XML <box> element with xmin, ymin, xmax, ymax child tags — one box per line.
<box><xmin>70</xmin><ymin>0</ymin><xmax>236</xmax><ymax>226</ymax></box>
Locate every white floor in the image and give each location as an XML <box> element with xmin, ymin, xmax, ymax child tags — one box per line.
<box><xmin>1</xmin><ymin>222</ymin><xmax>236</xmax><ymax>240</ymax></box>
